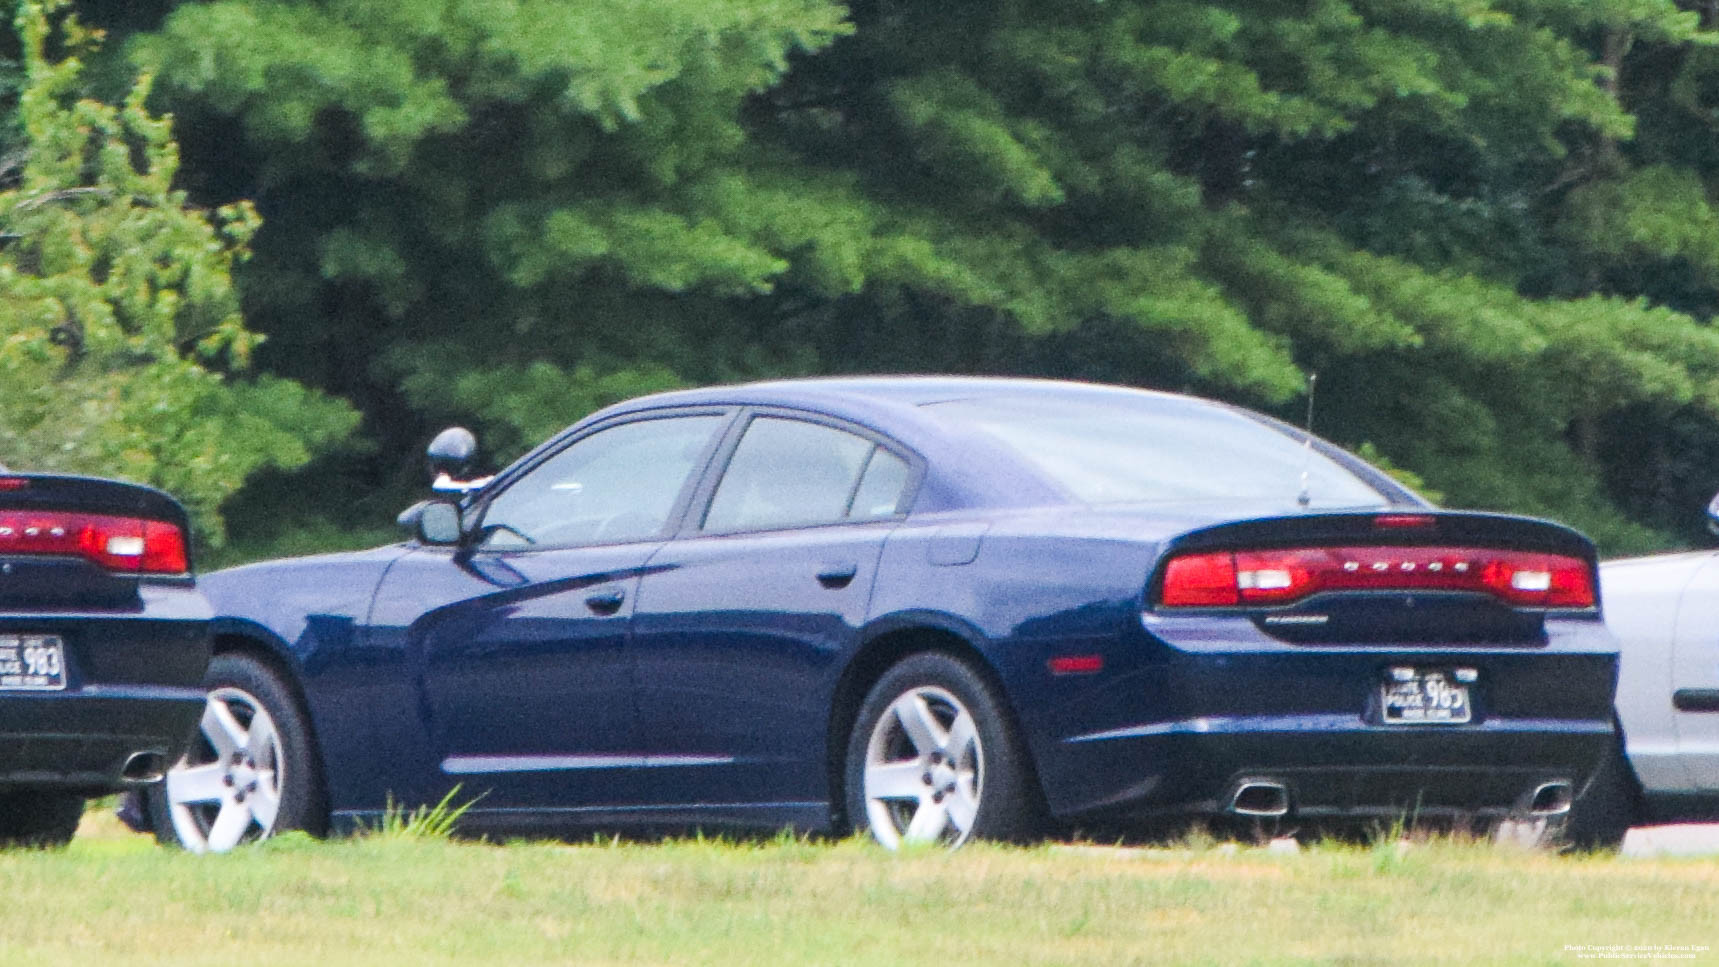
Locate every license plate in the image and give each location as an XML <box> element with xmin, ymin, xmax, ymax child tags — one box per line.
<box><xmin>1381</xmin><ymin>669</ymin><xmax>1470</xmax><ymax>724</ymax></box>
<box><xmin>0</xmin><ymin>635</ymin><xmax>67</xmax><ymax>691</ymax></box>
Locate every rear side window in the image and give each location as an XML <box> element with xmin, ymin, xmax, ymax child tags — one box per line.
<box><xmin>850</xmin><ymin>448</ymin><xmax>911</xmax><ymax>518</ymax></box>
<box><xmin>703</xmin><ymin>417</ymin><xmax>909</xmax><ymax>532</ymax></box>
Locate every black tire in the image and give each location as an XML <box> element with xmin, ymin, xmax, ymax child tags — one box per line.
<box><xmin>146</xmin><ymin>651</ymin><xmax>326</xmax><ymax>852</ymax></box>
<box><xmin>1560</xmin><ymin>744</ymin><xmax>1639</xmax><ymax>851</ymax></box>
<box><xmin>844</xmin><ymin>652</ymin><xmax>1040</xmax><ymax>848</ymax></box>
<box><xmin>0</xmin><ymin>791</ymin><xmax>84</xmax><ymax>848</ymax></box>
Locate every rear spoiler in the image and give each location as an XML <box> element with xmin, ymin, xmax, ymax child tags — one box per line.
<box><xmin>1163</xmin><ymin>510</ymin><xmax>1595</xmax><ymax>561</ymax></box>
<box><xmin>0</xmin><ymin>473</ymin><xmax>194</xmax><ymax>573</ymax></box>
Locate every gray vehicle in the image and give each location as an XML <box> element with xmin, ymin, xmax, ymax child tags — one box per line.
<box><xmin>1600</xmin><ymin>491</ymin><xmax>1719</xmax><ymax>831</ymax></box>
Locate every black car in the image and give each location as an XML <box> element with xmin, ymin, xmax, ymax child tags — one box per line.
<box><xmin>0</xmin><ymin>469</ymin><xmax>210</xmax><ymax>846</ymax></box>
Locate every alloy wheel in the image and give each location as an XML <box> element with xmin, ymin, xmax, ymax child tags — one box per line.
<box><xmin>862</xmin><ymin>685</ymin><xmax>984</xmax><ymax>848</ymax></box>
<box><xmin>164</xmin><ymin>686</ymin><xmax>285</xmax><ymax>853</ymax></box>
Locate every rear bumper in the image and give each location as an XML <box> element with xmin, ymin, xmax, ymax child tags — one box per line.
<box><xmin>1024</xmin><ymin>612</ymin><xmax>1618</xmax><ymax>824</ymax></box>
<box><xmin>0</xmin><ymin>684</ymin><xmax>208</xmax><ymax>790</ymax></box>
<box><xmin>1047</xmin><ymin>716</ymin><xmax>1612</xmax><ymax>824</ymax></box>
<box><xmin>1</xmin><ymin>585</ymin><xmax>210</xmax><ymax>793</ymax></box>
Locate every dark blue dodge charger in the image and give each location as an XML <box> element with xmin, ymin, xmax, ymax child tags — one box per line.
<box><xmin>148</xmin><ymin>377</ymin><xmax>1622</xmax><ymax>851</ymax></box>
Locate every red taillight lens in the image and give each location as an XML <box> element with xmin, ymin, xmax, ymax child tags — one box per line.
<box><xmin>1158</xmin><ymin>545</ymin><xmax>1594</xmax><ymax>609</ymax></box>
<box><xmin>1476</xmin><ymin>551</ymin><xmax>1594</xmax><ymax>607</ymax></box>
<box><xmin>1160</xmin><ymin>552</ymin><xmax>1240</xmax><ymax>606</ymax></box>
<box><xmin>142</xmin><ymin>519</ymin><xmax>189</xmax><ymax>574</ymax></box>
<box><xmin>0</xmin><ymin>510</ymin><xmax>187</xmax><ymax>574</ymax></box>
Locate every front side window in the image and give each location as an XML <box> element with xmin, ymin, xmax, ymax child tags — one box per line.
<box><xmin>703</xmin><ymin>417</ymin><xmax>910</xmax><ymax>532</ymax></box>
<box><xmin>478</xmin><ymin>414</ymin><xmax>723</xmax><ymax>549</ymax></box>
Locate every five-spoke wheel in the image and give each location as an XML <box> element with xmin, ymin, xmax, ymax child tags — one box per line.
<box><xmin>861</xmin><ymin>685</ymin><xmax>984</xmax><ymax>847</ymax></box>
<box><xmin>148</xmin><ymin>652</ymin><xmax>322</xmax><ymax>852</ymax></box>
<box><xmin>845</xmin><ymin>652</ymin><xmax>1038</xmax><ymax>849</ymax></box>
<box><xmin>164</xmin><ymin>686</ymin><xmax>284</xmax><ymax>852</ymax></box>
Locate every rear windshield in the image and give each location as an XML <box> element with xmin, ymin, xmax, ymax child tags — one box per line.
<box><xmin>925</xmin><ymin>395</ymin><xmax>1392</xmax><ymax>507</ymax></box>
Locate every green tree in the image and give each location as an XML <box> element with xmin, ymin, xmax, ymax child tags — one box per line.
<box><xmin>39</xmin><ymin>0</ymin><xmax>1719</xmax><ymax>555</ymax></box>
<box><xmin>746</xmin><ymin>0</ymin><xmax>1719</xmax><ymax>551</ymax></box>
<box><xmin>0</xmin><ymin>0</ymin><xmax>356</xmax><ymax>545</ymax></box>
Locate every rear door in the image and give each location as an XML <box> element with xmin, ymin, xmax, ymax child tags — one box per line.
<box><xmin>628</xmin><ymin>412</ymin><xmax>918</xmax><ymax>809</ymax></box>
<box><xmin>365</xmin><ymin>410</ymin><xmax>731</xmax><ymax>812</ymax></box>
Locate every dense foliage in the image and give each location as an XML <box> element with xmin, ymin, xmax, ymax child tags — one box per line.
<box><xmin>0</xmin><ymin>0</ymin><xmax>355</xmax><ymax>544</ymax></box>
<box><xmin>9</xmin><ymin>0</ymin><xmax>1719</xmax><ymax>556</ymax></box>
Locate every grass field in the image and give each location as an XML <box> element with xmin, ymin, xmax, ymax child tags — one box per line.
<box><xmin>0</xmin><ymin>814</ymin><xmax>1715</xmax><ymax>966</ymax></box>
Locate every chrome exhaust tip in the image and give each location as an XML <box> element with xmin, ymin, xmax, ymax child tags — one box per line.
<box><xmin>120</xmin><ymin>751</ymin><xmax>166</xmax><ymax>784</ymax></box>
<box><xmin>1528</xmin><ymin>781</ymin><xmax>1573</xmax><ymax>816</ymax></box>
<box><xmin>1230</xmin><ymin>780</ymin><xmax>1291</xmax><ymax>817</ymax></box>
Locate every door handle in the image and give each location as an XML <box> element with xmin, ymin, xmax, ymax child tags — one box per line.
<box><xmin>816</xmin><ymin>562</ymin><xmax>859</xmax><ymax>589</ymax></box>
<box><xmin>1674</xmin><ymin>689</ymin><xmax>1719</xmax><ymax>713</ymax></box>
<box><xmin>585</xmin><ymin>588</ymin><xmax>626</xmax><ymax>615</ymax></box>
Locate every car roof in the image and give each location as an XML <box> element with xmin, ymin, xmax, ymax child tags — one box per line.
<box><xmin>577</xmin><ymin>377</ymin><xmax>1226</xmax><ymax>513</ymax></box>
<box><xmin>496</xmin><ymin>375</ymin><xmax>1413</xmax><ymax>517</ymax></box>
<box><xmin>597</xmin><ymin>375</ymin><xmax>1189</xmax><ymax>413</ymax></box>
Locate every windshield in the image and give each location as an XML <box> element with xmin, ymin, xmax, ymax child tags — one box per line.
<box><xmin>926</xmin><ymin>395</ymin><xmax>1393</xmax><ymax>507</ymax></box>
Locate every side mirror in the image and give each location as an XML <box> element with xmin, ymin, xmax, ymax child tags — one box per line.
<box><xmin>417</xmin><ymin>501</ymin><xmax>464</xmax><ymax>546</ymax></box>
<box><xmin>427</xmin><ymin>427</ymin><xmax>477</xmax><ymax>478</ymax></box>
<box><xmin>426</xmin><ymin>427</ymin><xmax>493</xmax><ymax>494</ymax></box>
<box><xmin>396</xmin><ymin>499</ymin><xmax>429</xmax><ymax>533</ymax></box>
<box><xmin>1707</xmin><ymin>490</ymin><xmax>1719</xmax><ymax>538</ymax></box>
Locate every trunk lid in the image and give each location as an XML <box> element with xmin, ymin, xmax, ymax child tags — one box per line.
<box><xmin>1149</xmin><ymin>510</ymin><xmax>1598</xmax><ymax>645</ymax></box>
<box><xmin>0</xmin><ymin>473</ymin><xmax>192</xmax><ymax>610</ymax></box>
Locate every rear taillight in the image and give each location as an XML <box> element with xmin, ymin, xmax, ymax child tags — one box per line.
<box><xmin>0</xmin><ymin>511</ymin><xmax>187</xmax><ymax>574</ymax></box>
<box><xmin>1159</xmin><ymin>545</ymin><xmax>1594</xmax><ymax>609</ymax></box>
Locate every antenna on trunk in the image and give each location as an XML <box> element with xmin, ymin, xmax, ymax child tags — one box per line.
<box><xmin>1297</xmin><ymin>372</ymin><xmax>1318</xmax><ymax>508</ymax></box>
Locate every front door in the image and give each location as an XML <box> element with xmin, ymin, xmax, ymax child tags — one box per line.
<box><xmin>367</xmin><ymin>411</ymin><xmax>731</xmax><ymax>814</ymax></box>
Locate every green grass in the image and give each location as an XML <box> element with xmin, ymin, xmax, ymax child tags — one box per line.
<box><xmin>1</xmin><ymin>815</ymin><xmax>1714</xmax><ymax>966</ymax></box>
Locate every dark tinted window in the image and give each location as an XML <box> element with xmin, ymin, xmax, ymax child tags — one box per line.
<box><xmin>850</xmin><ymin>448</ymin><xmax>911</xmax><ymax>518</ymax></box>
<box><xmin>926</xmin><ymin>395</ymin><xmax>1389</xmax><ymax>507</ymax></box>
<box><xmin>478</xmin><ymin>415</ymin><xmax>722</xmax><ymax>549</ymax></box>
<box><xmin>704</xmin><ymin>417</ymin><xmax>907</xmax><ymax>531</ymax></box>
